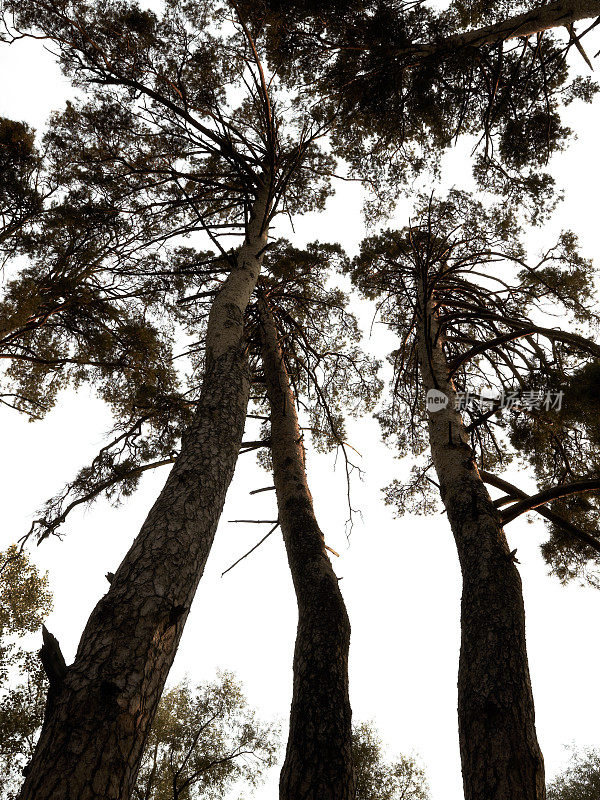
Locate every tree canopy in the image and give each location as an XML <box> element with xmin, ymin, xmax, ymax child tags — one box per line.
<box><xmin>349</xmin><ymin>191</ymin><xmax>600</xmax><ymax>585</ymax></box>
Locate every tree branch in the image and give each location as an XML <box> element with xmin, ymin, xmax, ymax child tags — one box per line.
<box><xmin>480</xmin><ymin>470</ymin><xmax>600</xmax><ymax>554</ymax></box>
<box><xmin>40</xmin><ymin>625</ymin><xmax>67</xmax><ymax>688</ymax></box>
<box><xmin>221</xmin><ymin>521</ymin><xmax>280</xmax><ymax>577</ymax></box>
<box><xmin>437</xmin><ymin>0</ymin><xmax>600</xmax><ymax>54</ymax></box>
<box><xmin>448</xmin><ymin>323</ymin><xmax>600</xmax><ymax>376</ymax></box>
<box><xmin>501</xmin><ymin>478</ymin><xmax>600</xmax><ymax>524</ymax></box>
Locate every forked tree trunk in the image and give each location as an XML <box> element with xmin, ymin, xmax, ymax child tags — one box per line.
<box><xmin>258</xmin><ymin>298</ymin><xmax>355</xmax><ymax>800</ymax></box>
<box><xmin>416</xmin><ymin>291</ymin><xmax>545</xmax><ymax>800</ymax></box>
<box><xmin>18</xmin><ymin>184</ymin><xmax>271</xmax><ymax>800</ymax></box>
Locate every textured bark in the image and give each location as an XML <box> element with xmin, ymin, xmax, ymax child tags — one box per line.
<box><xmin>18</xmin><ymin>186</ymin><xmax>271</xmax><ymax>800</ymax></box>
<box><xmin>258</xmin><ymin>299</ymin><xmax>355</xmax><ymax>800</ymax></box>
<box><xmin>443</xmin><ymin>0</ymin><xmax>600</xmax><ymax>50</ymax></box>
<box><xmin>416</xmin><ymin>292</ymin><xmax>545</xmax><ymax>800</ymax></box>
<box><xmin>391</xmin><ymin>0</ymin><xmax>600</xmax><ymax>66</ymax></box>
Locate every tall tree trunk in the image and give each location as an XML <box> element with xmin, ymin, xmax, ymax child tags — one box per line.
<box><xmin>258</xmin><ymin>297</ymin><xmax>355</xmax><ymax>800</ymax></box>
<box><xmin>416</xmin><ymin>291</ymin><xmax>545</xmax><ymax>800</ymax></box>
<box><xmin>18</xmin><ymin>184</ymin><xmax>271</xmax><ymax>800</ymax></box>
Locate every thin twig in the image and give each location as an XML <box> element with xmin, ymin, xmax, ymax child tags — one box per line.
<box><xmin>221</xmin><ymin>521</ymin><xmax>280</xmax><ymax>577</ymax></box>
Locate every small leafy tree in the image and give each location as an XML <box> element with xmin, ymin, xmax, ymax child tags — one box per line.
<box><xmin>353</xmin><ymin>722</ymin><xmax>429</xmax><ymax>800</ymax></box>
<box><xmin>547</xmin><ymin>748</ymin><xmax>600</xmax><ymax>800</ymax></box>
<box><xmin>1</xmin><ymin>662</ymin><xmax>278</xmax><ymax>800</ymax></box>
<box><xmin>0</xmin><ymin>547</ymin><xmax>51</xmax><ymax>799</ymax></box>
<box><xmin>135</xmin><ymin>674</ymin><xmax>279</xmax><ymax>800</ymax></box>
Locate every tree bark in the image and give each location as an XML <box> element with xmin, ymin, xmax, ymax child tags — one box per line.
<box><xmin>257</xmin><ymin>298</ymin><xmax>355</xmax><ymax>800</ymax></box>
<box><xmin>406</xmin><ymin>0</ymin><xmax>600</xmax><ymax>59</ymax></box>
<box><xmin>416</xmin><ymin>290</ymin><xmax>545</xmax><ymax>800</ymax></box>
<box><xmin>17</xmin><ymin>183</ymin><xmax>271</xmax><ymax>800</ymax></box>
<box><xmin>444</xmin><ymin>0</ymin><xmax>600</xmax><ymax>50</ymax></box>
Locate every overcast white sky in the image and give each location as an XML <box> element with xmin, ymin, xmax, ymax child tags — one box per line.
<box><xmin>2</xmin><ymin>23</ymin><xmax>600</xmax><ymax>800</ymax></box>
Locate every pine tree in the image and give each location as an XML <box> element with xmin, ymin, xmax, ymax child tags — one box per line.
<box><xmin>14</xmin><ymin>232</ymin><xmax>379</xmax><ymax>797</ymax></box>
<box><xmin>228</xmin><ymin>240</ymin><xmax>379</xmax><ymax>798</ymax></box>
<box><xmin>349</xmin><ymin>191</ymin><xmax>600</xmax><ymax>800</ymax></box>
<box><xmin>256</xmin><ymin>295</ymin><xmax>355</xmax><ymax>798</ymax></box>
<box><xmin>1</xmin><ymin>4</ymin><xmax>335</xmax><ymax>797</ymax></box>
<box><xmin>242</xmin><ymin>0</ymin><xmax>599</xmax><ymax>221</ymax></box>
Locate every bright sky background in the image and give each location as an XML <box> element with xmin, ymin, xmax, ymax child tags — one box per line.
<box><xmin>2</xmin><ymin>19</ymin><xmax>600</xmax><ymax>800</ymax></box>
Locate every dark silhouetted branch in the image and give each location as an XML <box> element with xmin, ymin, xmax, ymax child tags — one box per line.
<box><xmin>481</xmin><ymin>470</ymin><xmax>600</xmax><ymax>554</ymax></box>
<box><xmin>221</xmin><ymin>521</ymin><xmax>280</xmax><ymax>577</ymax></box>
<box><xmin>501</xmin><ymin>479</ymin><xmax>600</xmax><ymax>523</ymax></box>
<box><xmin>40</xmin><ymin>625</ymin><xmax>67</xmax><ymax>688</ymax></box>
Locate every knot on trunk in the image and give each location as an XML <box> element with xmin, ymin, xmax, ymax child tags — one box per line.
<box><xmin>168</xmin><ymin>604</ymin><xmax>188</xmax><ymax>627</ymax></box>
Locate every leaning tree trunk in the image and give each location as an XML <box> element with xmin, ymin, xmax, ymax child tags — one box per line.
<box><xmin>18</xmin><ymin>183</ymin><xmax>271</xmax><ymax>800</ymax></box>
<box><xmin>416</xmin><ymin>293</ymin><xmax>545</xmax><ymax>800</ymax></box>
<box><xmin>444</xmin><ymin>0</ymin><xmax>600</xmax><ymax>50</ymax></box>
<box><xmin>258</xmin><ymin>298</ymin><xmax>355</xmax><ymax>800</ymax></box>
<box><xmin>398</xmin><ymin>1</ymin><xmax>600</xmax><ymax>67</ymax></box>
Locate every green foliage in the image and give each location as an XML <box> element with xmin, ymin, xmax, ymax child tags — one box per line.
<box><xmin>246</xmin><ymin>0</ymin><xmax>598</xmax><ymax>220</ymax></box>
<box><xmin>508</xmin><ymin>361</ymin><xmax>600</xmax><ymax>587</ymax></box>
<box><xmin>0</xmin><ymin>114</ymin><xmax>191</xmax><ymax>420</ymax></box>
<box><xmin>349</xmin><ymin>191</ymin><xmax>600</xmax><ymax>584</ymax></box>
<box><xmin>383</xmin><ymin>465</ymin><xmax>440</xmax><ymax>519</ymax></box>
<box><xmin>547</xmin><ymin>747</ymin><xmax>600</xmax><ymax>800</ymax></box>
<box><xmin>0</xmin><ymin>117</ymin><xmax>43</xmax><ymax>255</ymax></box>
<box><xmin>353</xmin><ymin>721</ymin><xmax>429</xmax><ymax>800</ymax></box>
<box><xmin>6</xmin><ymin>0</ymin><xmax>334</xmax><ymax>226</ymax></box>
<box><xmin>248</xmin><ymin>239</ymin><xmax>382</xmax><ymax>455</ymax></box>
<box><xmin>0</xmin><ymin>656</ymin><xmax>47</xmax><ymax>800</ymax></box>
<box><xmin>0</xmin><ymin>547</ymin><xmax>51</xmax><ymax>798</ymax></box>
<box><xmin>0</xmin><ymin>546</ymin><xmax>52</xmax><ymax>680</ymax></box>
<box><xmin>133</xmin><ymin>673</ymin><xmax>279</xmax><ymax>800</ymax></box>
<box><xmin>0</xmin><ymin>264</ymin><xmax>183</xmax><ymax>421</ymax></box>
<box><xmin>449</xmin><ymin>0</ymin><xmax>531</xmax><ymax>28</ymax></box>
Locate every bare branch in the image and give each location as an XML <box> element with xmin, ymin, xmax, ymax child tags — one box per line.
<box><xmin>481</xmin><ymin>470</ymin><xmax>600</xmax><ymax>555</ymax></box>
<box><xmin>221</xmin><ymin>521</ymin><xmax>280</xmax><ymax>577</ymax></box>
<box><xmin>501</xmin><ymin>479</ymin><xmax>600</xmax><ymax>524</ymax></box>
